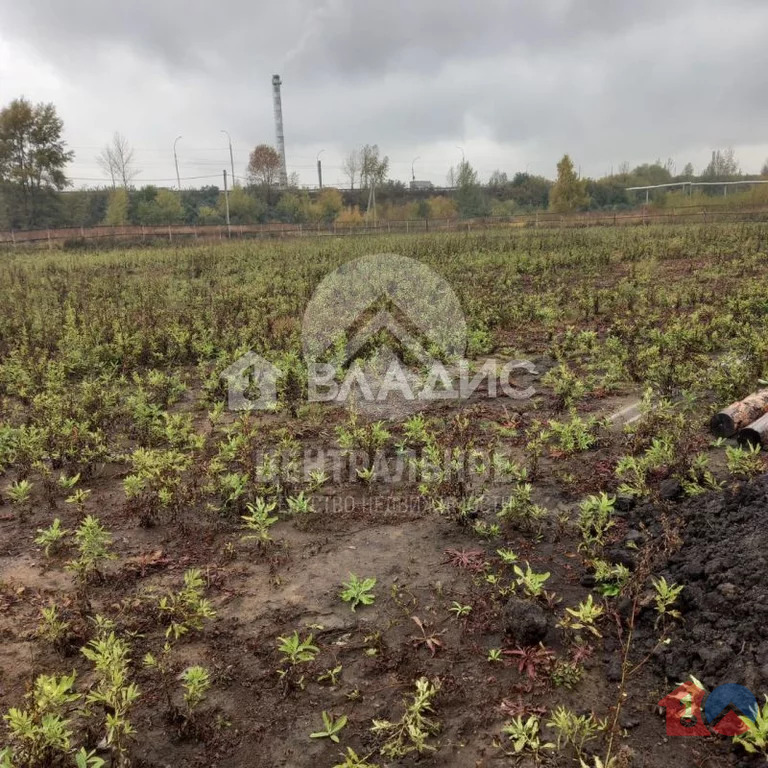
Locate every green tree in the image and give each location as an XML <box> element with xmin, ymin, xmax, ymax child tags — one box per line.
<box><xmin>509</xmin><ymin>173</ymin><xmax>551</xmax><ymax>210</ymax></box>
<box><xmin>428</xmin><ymin>195</ymin><xmax>458</xmax><ymax>219</ymax></box>
<box><xmin>220</xmin><ymin>186</ymin><xmax>265</xmax><ymax>224</ymax></box>
<box><xmin>488</xmin><ymin>169</ymin><xmax>509</xmax><ymax>193</ymax></box>
<box><xmin>549</xmin><ymin>155</ymin><xmax>589</xmax><ymax>213</ymax></box>
<box><xmin>58</xmin><ymin>190</ymin><xmax>92</xmax><ymax>228</ymax></box>
<box><xmin>585</xmin><ymin>178</ymin><xmax>629</xmax><ymax>209</ymax></box>
<box><xmin>703</xmin><ymin>148</ymin><xmax>740</xmax><ymax>179</ymax></box>
<box><xmin>0</xmin><ymin>183</ymin><xmax>15</xmax><ymax>229</ymax></box>
<box><xmin>247</xmin><ymin>144</ymin><xmax>281</xmax><ymax>203</ymax></box>
<box><xmin>0</xmin><ymin>97</ymin><xmax>74</xmax><ymax>228</ymax></box>
<box><xmin>136</xmin><ymin>188</ymin><xmax>184</xmax><ymax>225</ymax></box>
<box><xmin>103</xmin><ymin>188</ymin><xmax>130</xmax><ymax>225</ymax></box>
<box><xmin>455</xmin><ymin>160</ymin><xmax>489</xmax><ymax>218</ymax></box>
<box><xmin>628</xmin><ymin>162</ymin><xmax>672</xmax><ymax>187</ymax></box>
<box><xmin>276</xmin><ymin>191</ymin><xmax>311</xmax><ymax>223</ymax></box>
<box><xmin>314</xmin><ymin>188</ymin><xmax>343</xmax><ymax>223</ymax></box>
<box><xmin>490</xmin><ymin>199</ymin><xmax>517</xmax><ymax>216</ymax></box>
<box><xmin>152</xmin><ymin>189</ymin><xmax>184</xmax><ymax>224</ymax></box>
<box><xmin>197</xmin><ymin>205</ymin><xmax>223</xmax><ymax>225</ymax></box>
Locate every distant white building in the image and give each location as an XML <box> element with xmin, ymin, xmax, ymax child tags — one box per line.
<box><xmin>410</xmin><ymin>180</ymin><xmax>434</xmax><ymax>191</ymax></box>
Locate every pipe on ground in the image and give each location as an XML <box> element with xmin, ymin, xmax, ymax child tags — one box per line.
<box><xmin>710</xmin><ymin>390</ymin><xmax>768</xmax><ymax>438</ymax></box>
<box><xmin>737</xmin><ymin>412</ymin><xmax>768</xmax><ymax>449</ymax></box>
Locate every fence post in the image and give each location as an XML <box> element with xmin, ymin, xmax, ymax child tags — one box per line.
<box><xmin>168</xmin><ymin>225</ymin><xmax>172</xmax><ymax>242</ymax></box>
<box><xmin>10</xmin><ymin>230</ymin><xmax>15</xmax><ymax>248</ymax></box>
<box><xmin>47</xmin><ymin>230</ymin><xmax>52</xmax><ymax>249</ymax></box>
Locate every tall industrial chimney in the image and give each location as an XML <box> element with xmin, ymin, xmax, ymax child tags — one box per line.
<box><xmin>272</xmin><ymin>74</ymin><xmax>288</xmax><ymax>187</ymax></box>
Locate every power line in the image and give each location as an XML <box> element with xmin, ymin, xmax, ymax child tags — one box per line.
<box><xmin>67</xmin><ymin>173</ymin><xmax>223</xmax><ymax>183</ymax></box>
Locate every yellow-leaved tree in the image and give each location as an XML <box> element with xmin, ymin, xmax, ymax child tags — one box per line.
<box><xmin>549</xmin><ymin>154</ymin><xmax>589</xmax><ymax>213</ymax></box>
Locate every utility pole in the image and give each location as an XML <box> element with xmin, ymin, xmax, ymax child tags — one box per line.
<box><xmin>173</xmin><ymin>135</ymin><xmax>183</xmax><ymax>191</ymax></box>
<box><xmin>221</xmin><ymin>130</ymin><xmax>235</xmax><ymax>186</ymax></box>
<box><xmin>223</xmin><ymin>169</ymin><xmax>231</xmax><ymax>238</ymax></box>
<box><xmin>317</xmin><ymin>149</ymin><xmax>325</xmax><ymax>189</ymax></box>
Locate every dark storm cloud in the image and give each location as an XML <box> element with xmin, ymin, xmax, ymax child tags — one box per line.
<box><xmin>1</xmin><ymin>0</ymin><xmax>767</xmax><ymax>183</ymax></box>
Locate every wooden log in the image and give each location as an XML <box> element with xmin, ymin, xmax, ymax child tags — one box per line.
<box><xmin>737</xmin><ymin>412</ymin><xmax>768</xmax><ymax>449</ymax></box>
<box><xmin>710</xmin><ymin>390</ymin><xmax>768</xmax><ymax>438</ymax></box>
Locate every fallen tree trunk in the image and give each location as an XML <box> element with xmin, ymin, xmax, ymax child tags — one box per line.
<box><xmin>710</xmin><ymin>390</ymin><xmax>768</xmax><ymax>438</ymax></box>
<box><xmin>737</xmin><ymin>412</ymin><xmax>768</xmax><ymax>449</ymax></box>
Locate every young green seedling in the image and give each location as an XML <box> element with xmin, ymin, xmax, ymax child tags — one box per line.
<box><xmin>559</xmin><ymin>594</ymin><xmax>604</xmax><ymax>637</ymax></box>
<box><xmin>7</xmin><ymin>479</ymin><xmax>33</xmax><ymax>518</ymax></box>
<box><xmin>241</xmin><ymin>497</ymin><xmax>278</xmax><ymax>547</ymax></box>
<box><xmin>277</xmin><ymin>631</ymin><xmax>319</xmax><ymax>666</ymax></box>
<box><xmin>35</xmin><ymin>518</ymin><xmax>69</xmax><ymax>557</ymax></box>
<box><xmin>179</xmin><ymin>665</ymin><xmax>211</xmax><ymax>715</ymax></box>
<box><xmin>310</xmin><ymin>711</ymin><xmax>348</xmax><ymax>743</ymax></box>
<box><xmin>651</xmin><ymin>576</ymin><xmax>684</xmax><ymax>625</ymax></box>
<box><xmin>340</xmin><ymin>573</ymin><xmax>376</xmax><ymax>611</ymax></box>
<box><xmin>286</xmin><ymin>491</ymin><xmax>313</xmax><ymax>514</ymax></box>
<box><xmin>448</xmin><ymin>602</ymin><xmax>472</xmax><ymax>619</ymax></box>
<box><xmin>65</xmin><ymin>488</ymin><xmax>91</xmax><ymax>517</ymax></box>
<box><xmin>66</xmin><ymin>515</ymin><xmax>116</xmax><ymax>583</ymax></box>
<box><xmin>513</xmin><ymin>562</ymin><xmax>551</xmax><ymax>598</ymax></box>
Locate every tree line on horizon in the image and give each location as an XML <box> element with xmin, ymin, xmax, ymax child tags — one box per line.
<box><xmin>1</xmin><ymin>96</ymin><xmax>767</xmax><ymax>232</ymax></box>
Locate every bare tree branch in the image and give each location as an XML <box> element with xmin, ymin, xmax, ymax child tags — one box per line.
<box><xmin>97</xmin><ymin>132</ymin><xmax>139</xmax><ymax>188</ymax></box>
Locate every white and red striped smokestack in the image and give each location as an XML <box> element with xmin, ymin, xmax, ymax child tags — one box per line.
<box><xmin>272</xmin><ymin>74</ymin><xmax>288</xmax><ymax>187</ymax></box>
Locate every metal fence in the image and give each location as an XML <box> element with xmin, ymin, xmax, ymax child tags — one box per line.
<box><xmin>4</xmin><ymin>204</ymin><xmax>768</xmax><ymax>249</ymax></box>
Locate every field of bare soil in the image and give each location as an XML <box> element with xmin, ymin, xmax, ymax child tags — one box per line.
<box><xmin>2</xmin><ymin>225</ymin><xmax>768</xmax><ymax>767</ymax></box>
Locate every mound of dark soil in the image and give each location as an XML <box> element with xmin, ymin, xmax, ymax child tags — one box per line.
<box><xmin>647</xmin><ymin>475</ymin><xmax>768</xmax><ymax>692</ymax></box>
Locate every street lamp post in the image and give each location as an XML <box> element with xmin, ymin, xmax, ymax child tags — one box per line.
<box><xmin>221</xmin><ymin>130</ymin><xmax>235</xmax><ymax>186</ymax></box>
<box><xmin>317</xmin><ymin>149</ymin><xmax>325</xmax><ymax>189</ymax></box>
<box><xmin>223</xmin><ymin>169</ymin><xmax>231</xmax><ymax>238</ymax></box>
<box><xmin>411</xmin><ymin>156</ymin><xmax>420</xmax><ymax>182</ymax></box>
<box><xmin>173</xmin><ymin>135</ymin><xmax>183</xmax><ymax>191</ymax></box>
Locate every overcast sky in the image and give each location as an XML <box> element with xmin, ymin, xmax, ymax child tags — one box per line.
<box><xmin>2</xmin><ymin>0</ymin><xmax>767</xmax><ymax>189</ymax></box>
